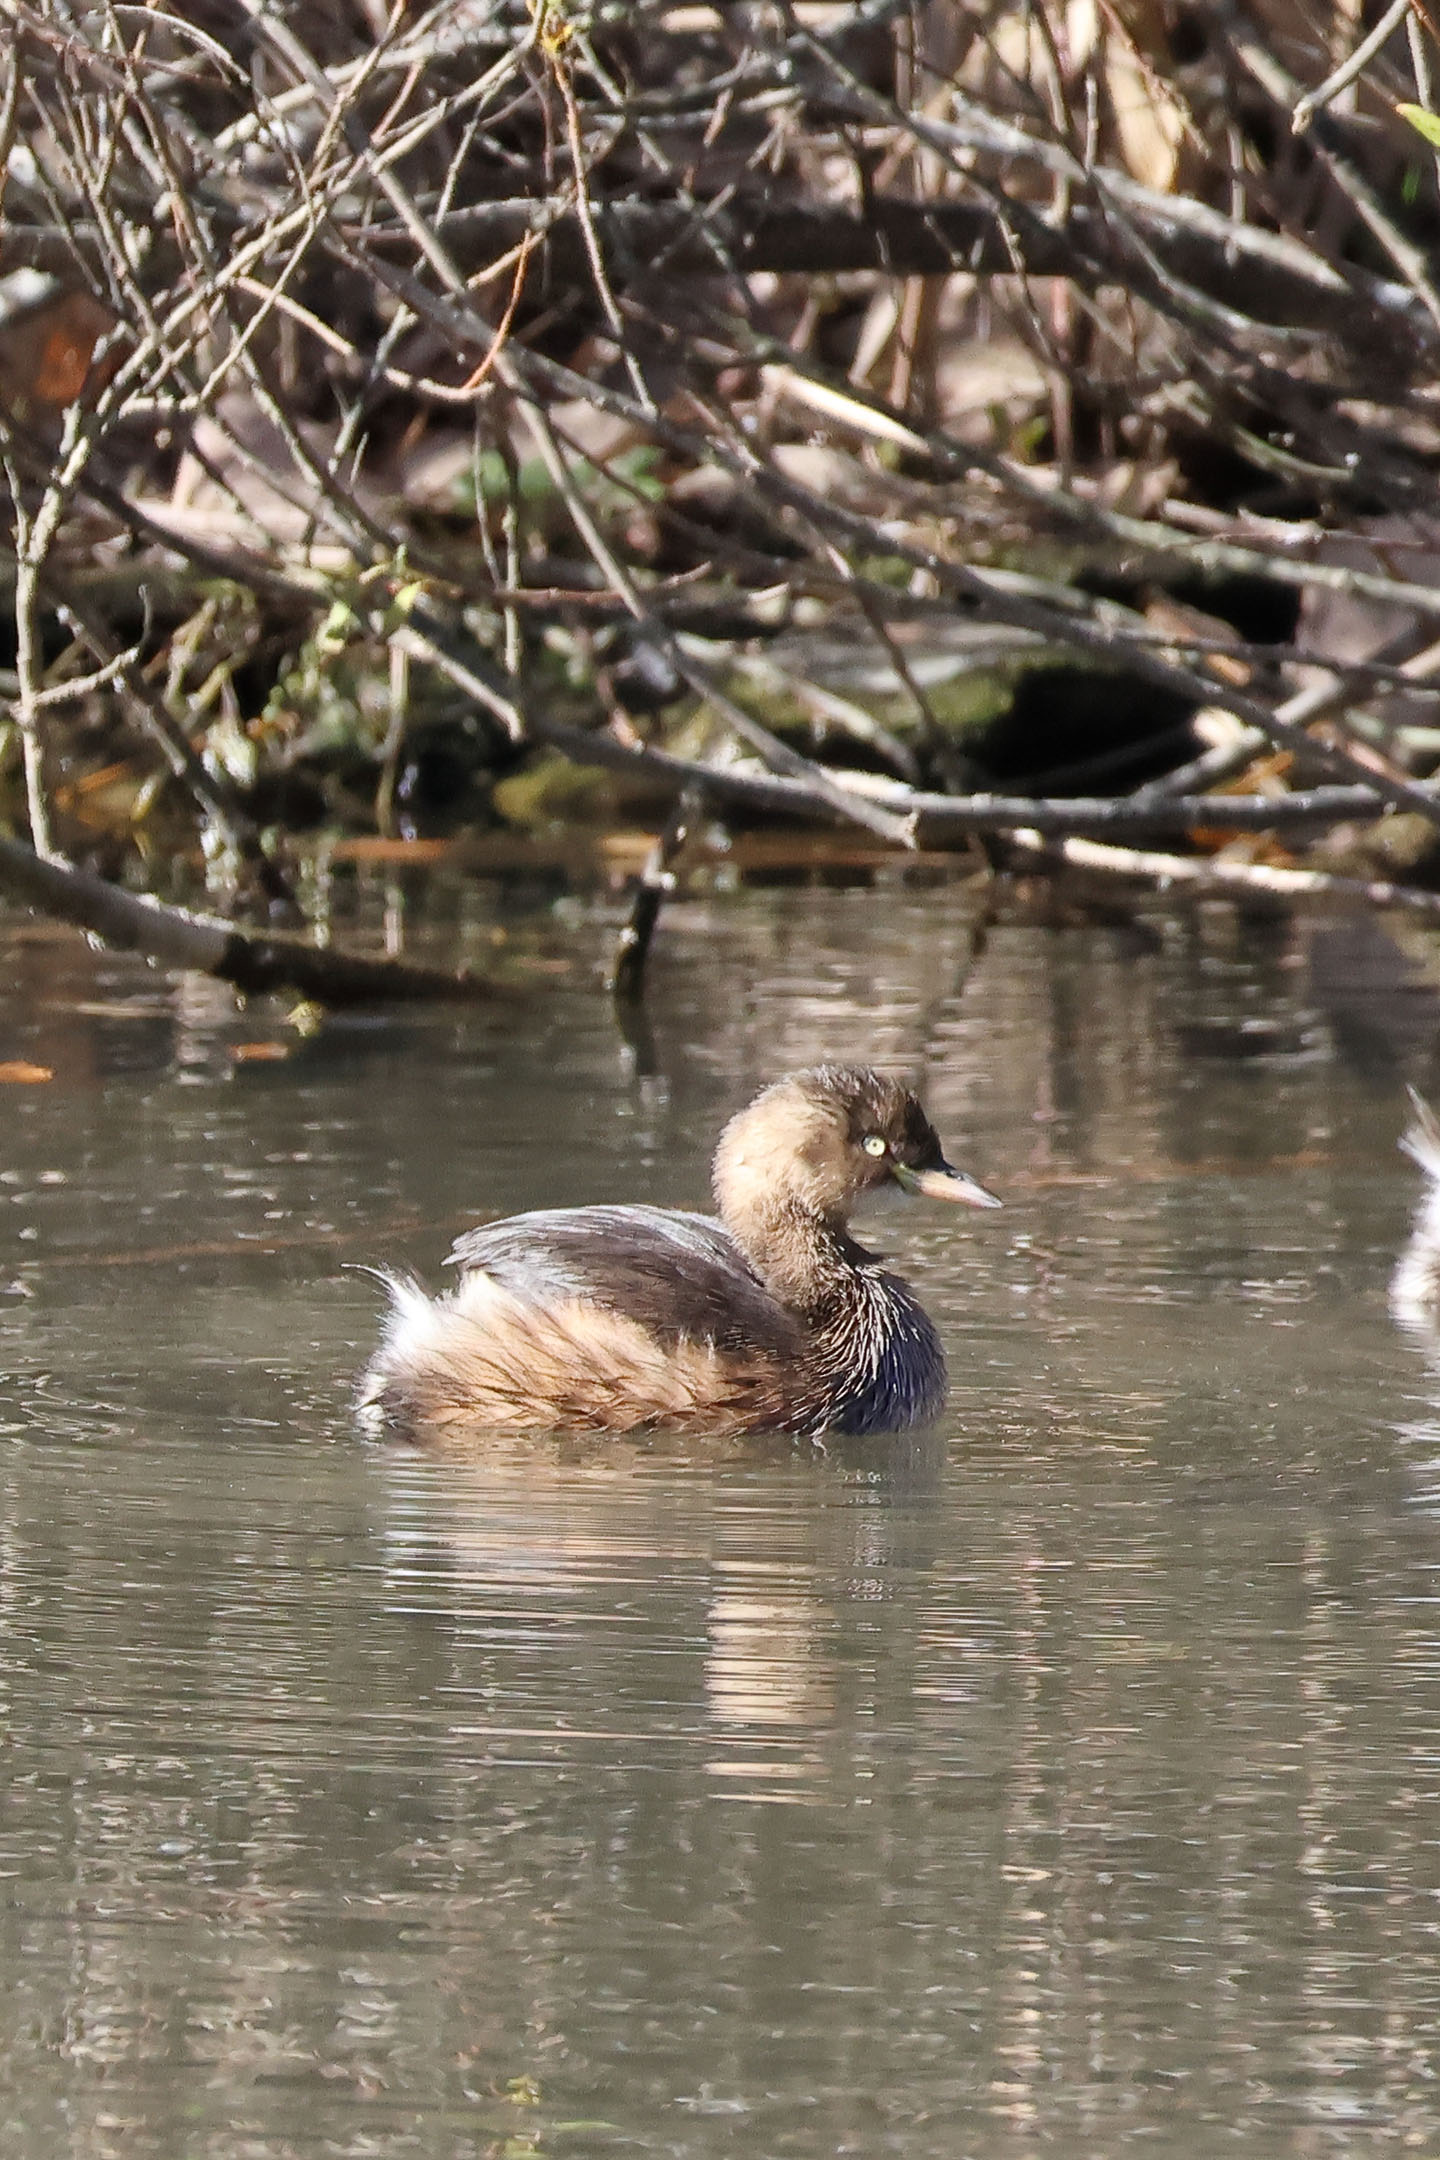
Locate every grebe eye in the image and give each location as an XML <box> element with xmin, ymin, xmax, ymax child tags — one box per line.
<box><xmin>862</xmin><ymin>1134</ymin><xmax>887</xmax><ymax>1158</ymax></box>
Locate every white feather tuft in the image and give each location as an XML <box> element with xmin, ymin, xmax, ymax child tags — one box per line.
<box><xmin>1392</xmin><ymin>1090</ymin><xmax>1440</xmax><ymax>1332</ymax></box>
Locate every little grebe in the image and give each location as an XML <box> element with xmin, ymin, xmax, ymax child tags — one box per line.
<box><xmin>359</xmin><ymin>1064</ymin><xmax>1001</xmax><ymax>1440</ymax></box>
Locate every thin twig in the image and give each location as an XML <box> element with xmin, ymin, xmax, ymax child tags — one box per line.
<box><xmin>1292</xmin><ymin>0</ymin><xmax>1412</xmax><ymax>132</ymax></box>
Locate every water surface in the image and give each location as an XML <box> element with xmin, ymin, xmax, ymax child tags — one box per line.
<box><xmin>3</xmin><ymin>882</ymin><xmax>1440</xmax><ymax>2157</ymax></box>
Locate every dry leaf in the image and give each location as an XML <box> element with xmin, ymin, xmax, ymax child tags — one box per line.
<box><xmin>0</xmin><ymin>291</ymin><xmax>117</xmax><ymax>420</ymax></box>
<box><xmin>0</xmin><ymin>1061</ymin><xmax>54</xmax><ymax>1083</ymax></box>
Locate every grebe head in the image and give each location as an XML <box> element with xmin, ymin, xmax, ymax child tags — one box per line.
<box><xmin>711</xmin><ymin>1065</ymin><xmax>1000</xmax><ymax>1234</ymax></box>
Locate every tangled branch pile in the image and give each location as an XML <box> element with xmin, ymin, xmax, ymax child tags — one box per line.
<box><xmin>8</xmin><ymin>0</ymin><xmax>1440</xmax><ymax>918</ymax></box>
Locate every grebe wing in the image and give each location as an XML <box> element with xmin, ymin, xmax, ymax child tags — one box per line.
<box><xmin>444</xmin><ymin>1205</ymin><xmax>803</xmax><ymax>1358</ymax></box>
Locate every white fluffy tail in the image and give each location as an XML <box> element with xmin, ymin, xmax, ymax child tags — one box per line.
<box><xmin>1400</xmin><ymin>1086</ymin><xmax>1440</xmax><ymax>1184</ymax></box>
<box><xmin>1392</xmin><ymin>1090</ymin><xmax>1440</xmax><ymax>1331</ymax></box>
<box><xmin>353</xmin><ymin>1267</ymin><xmax>442</xmax><ymax>1432</ymax></box>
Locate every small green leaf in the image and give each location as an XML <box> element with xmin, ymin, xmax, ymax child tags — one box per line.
<box><xmin>1398</xmin><ymin>102</ymin><xmax>1440</xmax><ymax>147</ymax></box>
<box><xmin>316</xmin><ymin>599</ymin><xmax>359</xmax><ymax>652</ymax></box>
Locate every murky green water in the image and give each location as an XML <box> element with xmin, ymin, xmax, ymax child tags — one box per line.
<box><xmin>5</xmin><ymin>878</ymin><xmax>1440</xmax><ymax>2157</ymax></box>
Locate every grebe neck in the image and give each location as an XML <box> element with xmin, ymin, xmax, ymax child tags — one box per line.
<box><xmin>722</xmin><ymin>1192</ymin><xmax>869</xmax><ymax>1319</ymax></box>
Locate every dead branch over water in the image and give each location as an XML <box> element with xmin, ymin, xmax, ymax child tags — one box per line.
<box><xmin>0</xmin><ymin>832</ymin><xmax>510</xmax><ymax>1000</ymax></box>
<box><xmin>8</xmin><ymin>0</ymin><xmax>1440</xmax><ymax>981</ymax></box>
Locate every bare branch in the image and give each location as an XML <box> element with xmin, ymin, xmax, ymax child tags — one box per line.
<box><xmin>0</xmin><ymin>831</ymin><xmax>513</xmax><ymax>1002</ymax></box>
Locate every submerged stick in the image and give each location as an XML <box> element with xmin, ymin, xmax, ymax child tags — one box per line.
<box><xmin>0</xmin><ymin>836</ymin><xmax>512</xmax><ymax>1002</ymax></box>
<box><xmin>611</xmin><ymin>785</ymin><xmax>701</xmax><ymax>1003</ymax></box>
